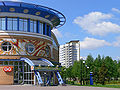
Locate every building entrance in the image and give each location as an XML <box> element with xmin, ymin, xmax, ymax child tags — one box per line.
<box><xmin>34</xmin><ymin>71</ymin><xmax>57</xmax><ymax>86</ymax></box>
<box><xmin>0</xmin><ymin>60</ymin><xmax>24</xmax><ymax>85</ymax></box>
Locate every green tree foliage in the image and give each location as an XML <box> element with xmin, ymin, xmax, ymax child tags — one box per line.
<box><xmin>66</xmin><ymin>66</ymin><xmax>73</xmax><ymax>81</ymax></box>
<box><xmin>86</xmin><ymin>54</ymin><xmax>94</xmax><ymax>72</ymax></box>
<box><xmin>93</xmin><ymin>54</ymin><xmax>102</xmax><ymax>84</ymax></box>
<box><xmin>98</xmin><ymin>62</ymin><xmax>108</xmax><ymax>85</ymax></box>
<box><xmin>72</xmin><ymin>61</ymin><xmax>80</xmax><ymax>80</ymax></box>
<box><xmin>104</xmin><ymin>56</ymin><xmax>115</xmax><ymax>82</ymax></box>
<box><xmin>60</xmin><ymin>54</ymin><xmax>120</xmax><ymax>85</ymax></box>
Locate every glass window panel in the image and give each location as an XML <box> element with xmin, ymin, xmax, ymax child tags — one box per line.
<box><xmin>9</xmin><ymin>61</ymin><xmax>13</xmax><ymax>65</ymax></box>
<box><xmin>15</xmin><ymin>61</ymin><xmax>18</xmax><ymax>65</ymax></box>
<box><xmin>43</xmin><ymin>23</ymin><xmax>45</xmax><ymax>35</ymax></box>
<box><xmin>7</xmin><ymin>18</ymin><xmax>12</xmax><ymax>30</ymax></box>
<box><xmin>21</xmin><ymin>3</ymin><xmax>36</xmax><ymax>8</ymax></box>
<box><xmin>2</xmin><ymin>18</ymin><xmax>5</xmax><ymax>30</ymax></box>
<box><xmin>41</xmin><ymin>23</ymin><xmax>43</xmax><ymax>34</ymax></box>
<box><xmin>0</xmin><ymin>61</ymin><xmax>3</xmax><ymax>65</ymax></box>
<box><xmin>13</xmin><ymin>18</ymin><xmax>17</xmax><ymax>31</ymax></box>
<box><xmin>2</xmin><ymin>42</ymin><xmax>12</xmax><ymax>51</ymax></box>
<box><xmin>4</xmin><ymin>61</ymin><xmax>8</xmax><ymax>65</ymax></box>
<box><xmin>4</xmin><ymin>2</ymin><xmax>20</xmax><ymax>6</ymax></box>
<box><xmin>19</xmin><ymin>19</ymin><xmax>23</xmax><ymax>31</ymax></box>
<box><xmin>30</xmin><ymin>20</ymin><xmax>33</xmax><ymax>32</ymax></box>
<box><xmin>2</xmin><ymin>46</ymin><xmax>7</xmax><ymax>51</ymax></box>
<box><xmin>19</xmin><ymin>62</ymin><xmax>23</xmax><ymax>65</ymax></box>
<box><xmin>39</xmin><ymin>23</ymin><xmax>43</xmax><ymax>34</ymax></box>
<box><xmin>47</xmin><ymin>25</ymin><xmax>49</xmax><ymax>36</ymax></box>
<box><xmin>23</xmin><ymin>19</ymin><xmax>27</xmax><ymax>32</ymax></box>
<box><xmin>33</xmin><ymin>21</ymin><xmax>36</xmax><ymax>33</ymax></box>
<box><xmin>39</xmin><ymin>22</ymin><xmax>41</xmax><ymax>34</ymax></box>
<box><xmin>0</xmin><ymin>18</ymin><xmax>1</xmax><ymax>30</ymax></box>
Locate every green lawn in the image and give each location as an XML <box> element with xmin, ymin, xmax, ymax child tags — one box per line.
<box><xmin>71</xmin><ymin>84</ymin><xmax>120</xmax><ymax>88</ymax></box>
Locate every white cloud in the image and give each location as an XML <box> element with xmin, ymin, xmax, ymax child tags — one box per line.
<box><xmin>80</xmin><ymin>37</ymin><xmax>111</xmax><ymax>50</ymax></box>
<box><xmin>113</xmin><ymin>36</ymin><xmax>120</xmax><ymax>47</ymax></box>
<box><xmin>112</xmin><ymin>8</ymin><xmax>120</xmax><ymax>13</ymax></box>
<box><xmin>73</xmin><ymin>12</ymin><xmax>120</xmax><ymax>36</ymax></box>
<box><xmin>51</xmin><ymin>29</ymin><xmax>62</xmax><ymax>38</ymax></box>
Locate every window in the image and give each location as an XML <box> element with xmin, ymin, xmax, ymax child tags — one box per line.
<box><xmin>39</xmin><ymin>22</ymin><xmax>43</xmax><ymax>34</ymax></box>
<box><xmin>33</xmin><ymin>21</ymin><xmax>37</xmax><ymax>33</ymax></box>
<box><xmin>47</xmin><ymin>25</ymin><xmax>49</xmax><ymax>36</ymax></box>
<box><xmin>30</xmin><ymin>20</ymin><xmax>37</xmax><ymax>33</ymax></box>
<box><xmin>25</xmin><ymin>43</ymin><xmax>35</xmax><ymax>53</ymax></box>
<box><xmin>0</xmin><ymin>17</ymin><xmax>51</xmax><ymax>37</ymax></box>
<box><xmin>7</xmin><ymin>18</ymin><xmax>17</xmax><ymax>31</ymax></box>
<box><xmin>1</xmin><ymin>42</ymin><xmax>12</xmax><ymax>51</ymax></box>
<box><xmin>30</xmin><ymin>20</ymin><xmax>33</xmax><ymax>32</ymax></box>
<box><xmin>0</xmin><ymin>18</ymin><xmax>5</xmax><ymax>30</ymax></box>
<box><xmin>43</xmin><ymin>23</ymin><xmax>45</xmax><ymax>35</ymax></box>
<box><xmin>19</xmin><ymin>18</ymin><xmax>27</xmax><ymax>32</ymax></box>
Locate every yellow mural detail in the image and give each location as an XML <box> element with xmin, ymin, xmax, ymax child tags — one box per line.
<box><xmin>45</xmin><ymin>15</ymin><xmax>50</xmax><ymax>18</ymax></box>
<box><xmin>23</xmin><ymin>9</ymin><xmax>29</xmax><ymax>13</ymax></box>
<box><xmin>35</xmin><ymin>12</ymin><xmax>41</xmax><ymax>15</ymax></box>
<box><xmin>9</xmin><ymin>8</ymin><xmax>15</xmax><ymax>12</ymax></box>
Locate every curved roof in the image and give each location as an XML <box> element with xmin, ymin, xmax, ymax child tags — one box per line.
<box><xmin>0</xmin><ymin>1</ymin><xmax>66</xmax><ymax>28</ymax></box>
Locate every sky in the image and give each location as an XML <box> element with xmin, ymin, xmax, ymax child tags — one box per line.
<box><xmin>2</xmin><ymin>0</ymin><xmax>120</xmax><ymax>60</ymax></box>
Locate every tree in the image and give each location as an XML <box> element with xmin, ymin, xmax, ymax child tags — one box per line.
<box><xmin>86</xmin><ymin>54</ymin><xmax>94</xmax><ymax>72</ymax></box>
<box><xmin>59</xmin><ymin>66</ymin><xmax>67</xmax><ymax>82</ymax></box>
<box><xmin>117</xmin><ymin>60</ymin><xmax>120</xmax><ymax>77</ymax></box>
<box><xmin>104</xmin><ymin>56</ymin><xmax>114</xmax><ymax>82</ymax></box>
<box><xmin>98</xmin><ymin>62</ymin><xmax>108</xmax><ymax>85</ymax></box>
<box><xmin>93</xmin><ymin>55</ymin><xmax>102</xmax><ymax>84</ymax></box>
<box><xmin>72</xmin><ymin>61</ymin><xmax>80</xmax><ymax>81</ymax></box>
<box><xmin>66</xmin><ymin>66</ymin><xmax>73</xmax><ymax>81</ymax></box>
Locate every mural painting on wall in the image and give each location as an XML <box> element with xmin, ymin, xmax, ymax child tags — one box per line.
<box><xmin>0</xmin><ymin>39</ymin><xmax>51</xmax><ymax>57</ymax></box>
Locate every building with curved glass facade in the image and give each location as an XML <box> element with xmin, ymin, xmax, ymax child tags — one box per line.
<box><xmin>0</xmin><ymin>1</ymin><xmax>66</xmax><ymax>85</ymax></box>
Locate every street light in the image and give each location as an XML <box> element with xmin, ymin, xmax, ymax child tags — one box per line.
<box><xmin>85</xmin><ymin>65</ymin><xmax>89</xmax><ymax>85</ymax></box>
<box><xmin>83</xmin><ymin>60</ymin><xmax>85</xmax><ymax>85</ymax></box>
<box><xmin>80</xmin><ymin>59</ymin><xmax>82</xmax><ymax>85</ymax></box>
<box><xmin>80</xmin><ymin>59</ymin><xmax>88</xmax><ymax>85</ymax></box>
<box><xmin>83</xmin><ymin>61</ymin><xmax>85</xmax><ymax>64</ymax></box>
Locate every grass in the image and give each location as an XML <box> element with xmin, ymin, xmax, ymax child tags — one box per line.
<box><xmin>86</xmin><ymin>85</ymin><xmax>120</xmax><ymax>88</ymax></box>
<box><xmin>66</xmin><ymin>80</ymin><xmax>120</xmax><ymax>88</ymax></box>
<box><xmin>70</xmin><ymin>84</ymin><xmax>120</xmax><ymax>88</ymax></box>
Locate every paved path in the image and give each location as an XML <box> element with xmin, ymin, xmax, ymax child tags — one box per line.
<box><xmin>0</xmin><ymin>85</ymin><xmax>119</xmax><ymax>90</ymax></box>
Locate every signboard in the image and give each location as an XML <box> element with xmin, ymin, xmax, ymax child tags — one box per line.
<box><xmin>3</xmin><ymin>66</ymin><xmax>13</xmax><ymax>72</ymax></box>
<box><xmin>31</xmin><ymin>66</ymin><xmax>34</xmax><ymax>70</ymax></box>
<box><xmin>34</xmin><ymin>66</ymin><xmax>59</xmax><ymax>71</ymax></box>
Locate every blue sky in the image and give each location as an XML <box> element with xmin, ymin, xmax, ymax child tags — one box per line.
<box><xmin>3</xmin><ymin>0</ymin><xmax>120</xmax><ymax>60</ymax></box>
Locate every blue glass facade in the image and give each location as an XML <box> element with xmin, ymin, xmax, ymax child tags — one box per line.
<box><xmin>0</xmin><ymin>17</ymin><xmax>51</xmax><ymax>37</ymax></box>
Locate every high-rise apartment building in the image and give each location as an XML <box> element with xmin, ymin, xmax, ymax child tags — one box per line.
<box><xmin>59</xmin><ymin>40</ymin><xmax>80</xmax><ymax>68</ymax></box>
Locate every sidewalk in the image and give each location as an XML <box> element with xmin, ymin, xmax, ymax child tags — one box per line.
<box><xmin>0</xmin><ymin>85</ymin><xmax>119</xmax><ymax>90</ymax></box>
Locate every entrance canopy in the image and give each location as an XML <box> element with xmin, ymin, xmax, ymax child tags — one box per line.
<box><xmin>20</xmin><ymin>57</ymin><xmax>58</xmax><ymax>71</ymax></box>
<box><xmin>32</xmin><ymin>60</ymin><xmax>50</xmax><ymax>67</ymax></box>
<box><xmin>20</xmin><ymin>57</ymin><xmax>64</xmax><ymax>85</ymax></box>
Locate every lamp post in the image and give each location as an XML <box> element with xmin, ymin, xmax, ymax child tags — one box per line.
<box><xmin>83</xmin><ymin>60</ymin><xmax>85</xmax><ymax>85</ymax></box>
<box><xmin>85</xmin><ymin>65</ymin><xmax>89</xmax><ymax>85</ymax></box>
<box><xmin>80</xmin><ymin>59</ymin><xmax>82</xmax><ymax>85</ymax></box>
<box><xmin>80</xmin><ymin>59</ymin><xmax>86</xmax><ymax>85</ymax></box>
